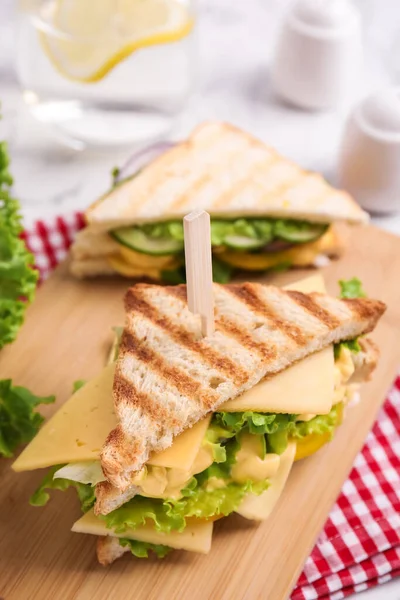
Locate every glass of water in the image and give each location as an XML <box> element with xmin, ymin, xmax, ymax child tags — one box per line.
<box><xmin>15</xmin><ymin>0</ymin><xmax>196</xmax><ymax>150</ymax></box>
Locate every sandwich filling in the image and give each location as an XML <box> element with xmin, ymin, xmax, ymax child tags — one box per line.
<box><xmin>106</xmin><ymin>217</ymin><xmax>337</xmax><ymax>283</ymax></box>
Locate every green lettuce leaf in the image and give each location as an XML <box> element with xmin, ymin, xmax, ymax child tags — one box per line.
<box><xmin>102</xmin><ymin>495</ymin><xmax>187</xmax><ymax>534</ymax></box>
<box><xmin>289</xmin><ymin>403</ymin><xmax>342</xmax><ymax>440</ymax></box>
<box><xmin>119</xmin><ymin>538</ymin><xmax>172</xmax><ymax>558</ymax></box>
<box><xmin>0</xmin><ymin>138</ymin><xmax>38</xmax><ymax>349</ymax></box>
<box><xmin>142</xmin><ymin>221</ymin><xmax>184</xmax><ymax>242</ymax></box>
<box><xmin>215</xmin><ymin>411</ymin><xmax>297</xmax><ymax>437</ymax></box>
<box><xmin>72</xmin><ymin>380</ymin><xmax>87</xmax><ymax>393</ymax></box>
<box><xmin>334</xmin><ymin>338</ymin><xmax>361</xmax><ymax>360</ymax></box>
<box><xmin>102</xmin><ymin>475</ymin><xmax>268</xmax><ymax>535</ymax></box>
<box><xmin>160</xmin><ymin>266</ymin><xmax>186</xmax><ymax>284</ymax></box>
<box><xmin>211</xmin><ymin>257</ymin><xmax>233</xmax><ymax>283</ymax></box>
<box><xmin>212</xmin><ymin>411</ymin><xmax>298</xmax><ymax>455</ymax></box>
<box><xmin>0</xmin><ymin>380</ymin><xmax>55</xmax><ymax>457</ymax></box>
<box><xmin>339</xmin><ymin>277</ymin><xmax>366</xmax><ymax>299</ymax></box>
<box><xmin>30</xmin><ymin>465</ymin><xmax>95</xmax><ymax>513</ymax></box>
<box><xmin>334</xmin><ymin>277</ymin><xmax>366</xmax><ymax>357</ymax></box>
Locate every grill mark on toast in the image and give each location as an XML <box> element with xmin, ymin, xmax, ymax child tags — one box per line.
<box><xmin>216</xmin><ymin>315</ymin><xmax>277</xmax><ymax>361</ymax></box>
<box><xmin>132</xmin><ymin>125</ymin><xmax>224</xmax><ymax>215</ymax></box>
<box><xmin>208</xmin><ymin>153</ymin><xmax>276</xmax><ymax>210</ymax></box>
<box><xmin>125</xmin><ymin>288</ymin><xmax>248</xmax><ymax>386</ymax></box>
<box><xmin>220</xmin><ymin>166</ymin><xmax>304</xmax><ymax>212</ymax></box>
<box><xmin>287</xmin><ymin>290</ymin><xmax>341</xmax><ymax>329</ymax></box>
<box><xmin>169</xmin><ymin>139</ymin><xmax>259</xmax><ymax>211</ymax></box>
<box><xmin>227</xmin><ymin>283</ymin><xmax>308</xmax><ymax>345</ymax></box>
<box><xmin>121</xmin><ymin>329</ymin><xmax>218</xmax><ymax>410</ymax></box>
<box><xmin>166</xmin><ymin>284</ymin><xmax>277</xmax><ymax>362</ymax></box>
<box><xmin>166</xmin><ymin>284</ymin><xmax>188</xmax><ymax>303</ymax></box>
<box><xmin>114</xmin><ymin>371</ymin><xmax>177</xmax><ymax>428</ymax></box>
<box><xmin>99</xmin><ymin>424</ymin><xmax>143</xmax><ymax>485</ymax></box>
<box><xmin>343</xmin><ymin>298</ymin><xmax>386</xmax><ymax>325</ymax></box>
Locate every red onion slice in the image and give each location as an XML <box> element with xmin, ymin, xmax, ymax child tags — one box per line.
<box><xmin>116</xmin><ymin>141</ymin><xmax>176</xmax><ymax>183</ymax></box>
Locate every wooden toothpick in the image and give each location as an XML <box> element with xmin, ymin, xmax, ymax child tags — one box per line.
<box><xmin>183</xmin><ymin>210</ymin><xmax>215</xmax><ymax>337</ymax></box>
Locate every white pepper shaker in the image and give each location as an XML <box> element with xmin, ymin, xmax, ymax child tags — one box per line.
<box><xmin>338</xmin><ymin>87</ymin><xmax>400</xmax><ymax>214</ymax></box>
<box><xmin>271</xmin><ymin>0</ymin><xmax>362</xmax><ymax>110</ymax></box>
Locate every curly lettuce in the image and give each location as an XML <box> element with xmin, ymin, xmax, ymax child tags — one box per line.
<box><xmin>289</xmin><ymin>403</ymin><xmax>343</xmax><ymax>440</ymax></box>
<box><xmin>119</xmin><ymin>538</ymin><xmax>172</xmax><ymax>558</ymax></box>
<box><xmin>30</xmin><ymin>465</ymin><xmax>95</xmax><ymax>513</ymax></box>
<box><xmin>0</xmin><ymin>380</ymin><xmax>55</xmax><ymax>458</ymax></box>
<box><xmin>102</xmin><ymin>478</ymin><xmax>268</xmax><ymax>535</ymax></box>
<box><xmin>334</xmin><ymin>277</ymin><xmax>366</xmax><ymax>358</ymax></box>
<box><xmin>339</xmin><ymin>277</ymin><xmax>366</xmax><ymax>299</ymax></box>
<box><xmin>0</xmin><ymin>139</ymin><xmax>38</xmax><ymax>348</ymax></box>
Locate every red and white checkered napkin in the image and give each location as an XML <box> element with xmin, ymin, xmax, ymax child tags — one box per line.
<box><xmin>23</xmin><ymin>213</ymin><xmax>400</xmax><ymax>599</ymax></box>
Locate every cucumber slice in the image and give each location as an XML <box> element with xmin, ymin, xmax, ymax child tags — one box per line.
<box><xmin>224</xmin><ymin>235</ymin><xmax>266</xmax><ymax>250</ymax></box>
<box><xmin>274</xmin><ymin>221</ymin><xmax>328</xmax><ymax>243</ymax></box>
<box><xmin>111</xmin><ymin>227</ymin><xmax>184</xmax><ymax>256</ymax></box>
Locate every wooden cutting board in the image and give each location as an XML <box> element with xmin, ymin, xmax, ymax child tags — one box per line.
<box><xmin>1</xmin><ymin>224</ymin><xmax>400</xmax><ymax>600</ymax></box>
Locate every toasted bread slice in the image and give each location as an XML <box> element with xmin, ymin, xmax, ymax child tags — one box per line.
<box><xmin>350</xmin><ymin>338</ymin><xmax>379</xmax><ymax>384</ymax></box>
<box><xmin>97</xmin><ymin>536</ymin><xmax>128</xmax><ymax>566</ymax></box>
<box><xmin>100</xmin><ymin>283</ymin><xmax>385</xmax><ymax>491</ymax></box>
<box><xmin>85</xmin><ymin>122</ymin><xmax>368</xmax><ymax>232</ymax></box>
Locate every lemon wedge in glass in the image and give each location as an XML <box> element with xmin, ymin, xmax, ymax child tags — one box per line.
<box><xmin>40</xmin><ymin>0</ymin><xmax>193</xmax><ymax>83</ymax></box>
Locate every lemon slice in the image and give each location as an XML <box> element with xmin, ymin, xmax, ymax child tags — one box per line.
<box><xmin>40</xmin><ymin>0</ymin><xmax>193</xmax><ymax>83</ymax></box>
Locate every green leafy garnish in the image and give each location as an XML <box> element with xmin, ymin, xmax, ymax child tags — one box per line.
<box><xmin>0</xmin><ymin>139</ymin><xmax>38</xmax><ymax>348</ymax></box>
<box><xmin>30</xmin><ymin>465</ymin><xmax>95</xmax><ymax>513</ymax></box>
<box><xmin>72</xmin><ymin>380</ymin><xmax>87</xmax><ymax>393</ymax></box>
<box><xmin>334</xmin><ymin>277</ymin><xmax>366</xmax><ymax>357</ymax></box>
<box><xmin>334</xmin><ymin>339</ymin><xmax>361</xmax><ymax>359</ymax></box>
<box><xmin>215</xmin><ymin>411</ymin><xmax>297</xmax><ymax>439</ymax></box>
<box><xmin>160</xmin><ymin>266</ymin><xmax>186</xmax><ymax>284</ymax></box>
<box><xmin>211</xmin><ymin>257</ymin><xmax>233</xmax><ymax>283</ymax></box>
<box><xmin>289</xmin><ymin>403</ymin><xmax>343</xmax><ymax>440</ymax></box>
<box><xmin>102</xmin><ymin>476</ymin><xmax>268</xmax><ymax>535</ymax></box>
<box><xmin>0</xmin><ymin>380</ymin><xmax>55</xmax><ymax>458</ymax></box>
<box><xmin>119</xmin><ymin>538</ymin><xmax>172</xmax><ymax>558</ymax></box>
<box><xmin>339</xmin><ymin>277</ymin><xmax>366</xmax><ymax>299</ymax></box>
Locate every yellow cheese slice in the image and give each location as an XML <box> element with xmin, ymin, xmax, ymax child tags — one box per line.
<box><xmin>217</xmin><ymin>229</ymin><xmax>337</xmax><ymax>271</ymax></box>
<box><xmin>221</xmin><ymin>348</ymin><xmax>333</xmax><ymax>414</ymax></box>
<box><xmin>72</xmin><ymin>510</ymin><xmax>213</xmax><ymax>554</ymax></box>
<box><xmin>221</xmin><ymin>274</ymin><xmax>334</xmax><ymax>414</ymax></box>
<box><xmin>236</xmin><ymin>441</ymin><xmax>297</xmax><ymax>521</ymax></box>
<box><xmin>12</xmin><ymin>363</ymin><xmax>210</xmax><ymax>473</ymax></box>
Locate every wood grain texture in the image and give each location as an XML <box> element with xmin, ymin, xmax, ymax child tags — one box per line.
<box><xmin>0</xmin><ymin>224</ymin><xmax>399</xmax><ymax>600</ymax></box>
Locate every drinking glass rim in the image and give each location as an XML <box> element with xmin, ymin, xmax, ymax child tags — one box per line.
<box><xmin>21</xmin><ymin>0</ymin><xmax>193</xmax><ymax>44</ymax></box>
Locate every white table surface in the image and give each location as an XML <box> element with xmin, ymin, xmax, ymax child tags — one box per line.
<box><xmin>1</xmin><ymin>1</ymin><xmax>399</xmax><ymax>598</ymax></box>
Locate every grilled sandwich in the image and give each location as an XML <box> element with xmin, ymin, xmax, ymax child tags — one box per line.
<box><xmin>70</xmin><ymin>122</ymin><xmax>368</xmax><ymax>283</ymax></box>
<box><xmin>13</xmin><ymin>276</ymin><xmax>385</xmax><ymax>565</ymax></box>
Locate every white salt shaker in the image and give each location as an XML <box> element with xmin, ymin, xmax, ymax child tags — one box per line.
<box><xmin>338</xmin><ymin>87</ymin><xmax>400</xmax><ymax>214</ymax></box>
<box><xmin>271</xmin><ymin>0</ymin><xmax>362</xmax><ymax>110</ymax></box>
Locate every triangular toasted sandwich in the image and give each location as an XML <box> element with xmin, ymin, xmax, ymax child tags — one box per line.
<box><xmin>70</xmin><ymin>122</ymin><xmax>368</xmax><ymax>282</ymax></box>
<box><xmin>13</xmin><ymin>276</ymin><xmax>384</xmax><ymax>565</ymax></box>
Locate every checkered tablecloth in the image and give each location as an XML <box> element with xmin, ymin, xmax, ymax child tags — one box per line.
<box><xmin>22</xmin><ymin>213</ymin><xmax>400</xmax><ymax>600</ymax></box>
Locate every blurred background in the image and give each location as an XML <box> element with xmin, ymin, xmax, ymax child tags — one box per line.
<box><xmin>1</xmin><ymin>0</ymin><xmax>399</xmax><ymax>228</ymax></box>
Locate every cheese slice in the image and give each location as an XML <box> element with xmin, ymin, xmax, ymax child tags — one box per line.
<box><xmin>221</xmin><ymin>348</ymin><xmax>334</xmax><ymax>414</ymax></box>
<box><xmin>221</xmin><ymin>274</ymin><xmax>334</xmax><ymax>414</ymax></box>
<box><xmin>72</xmin><ymin>510</ymin><xmax>213</xmax><ymax>554</ymax></box>
<box><xmin>236</xmin><ymin>441</ymin><xmax>296</xmax><ymax>521</ymax></box>
<box><xmin>12</xmin><ymin>364</ymin><xmax>210</xmax><ymax>473</ymax></box>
